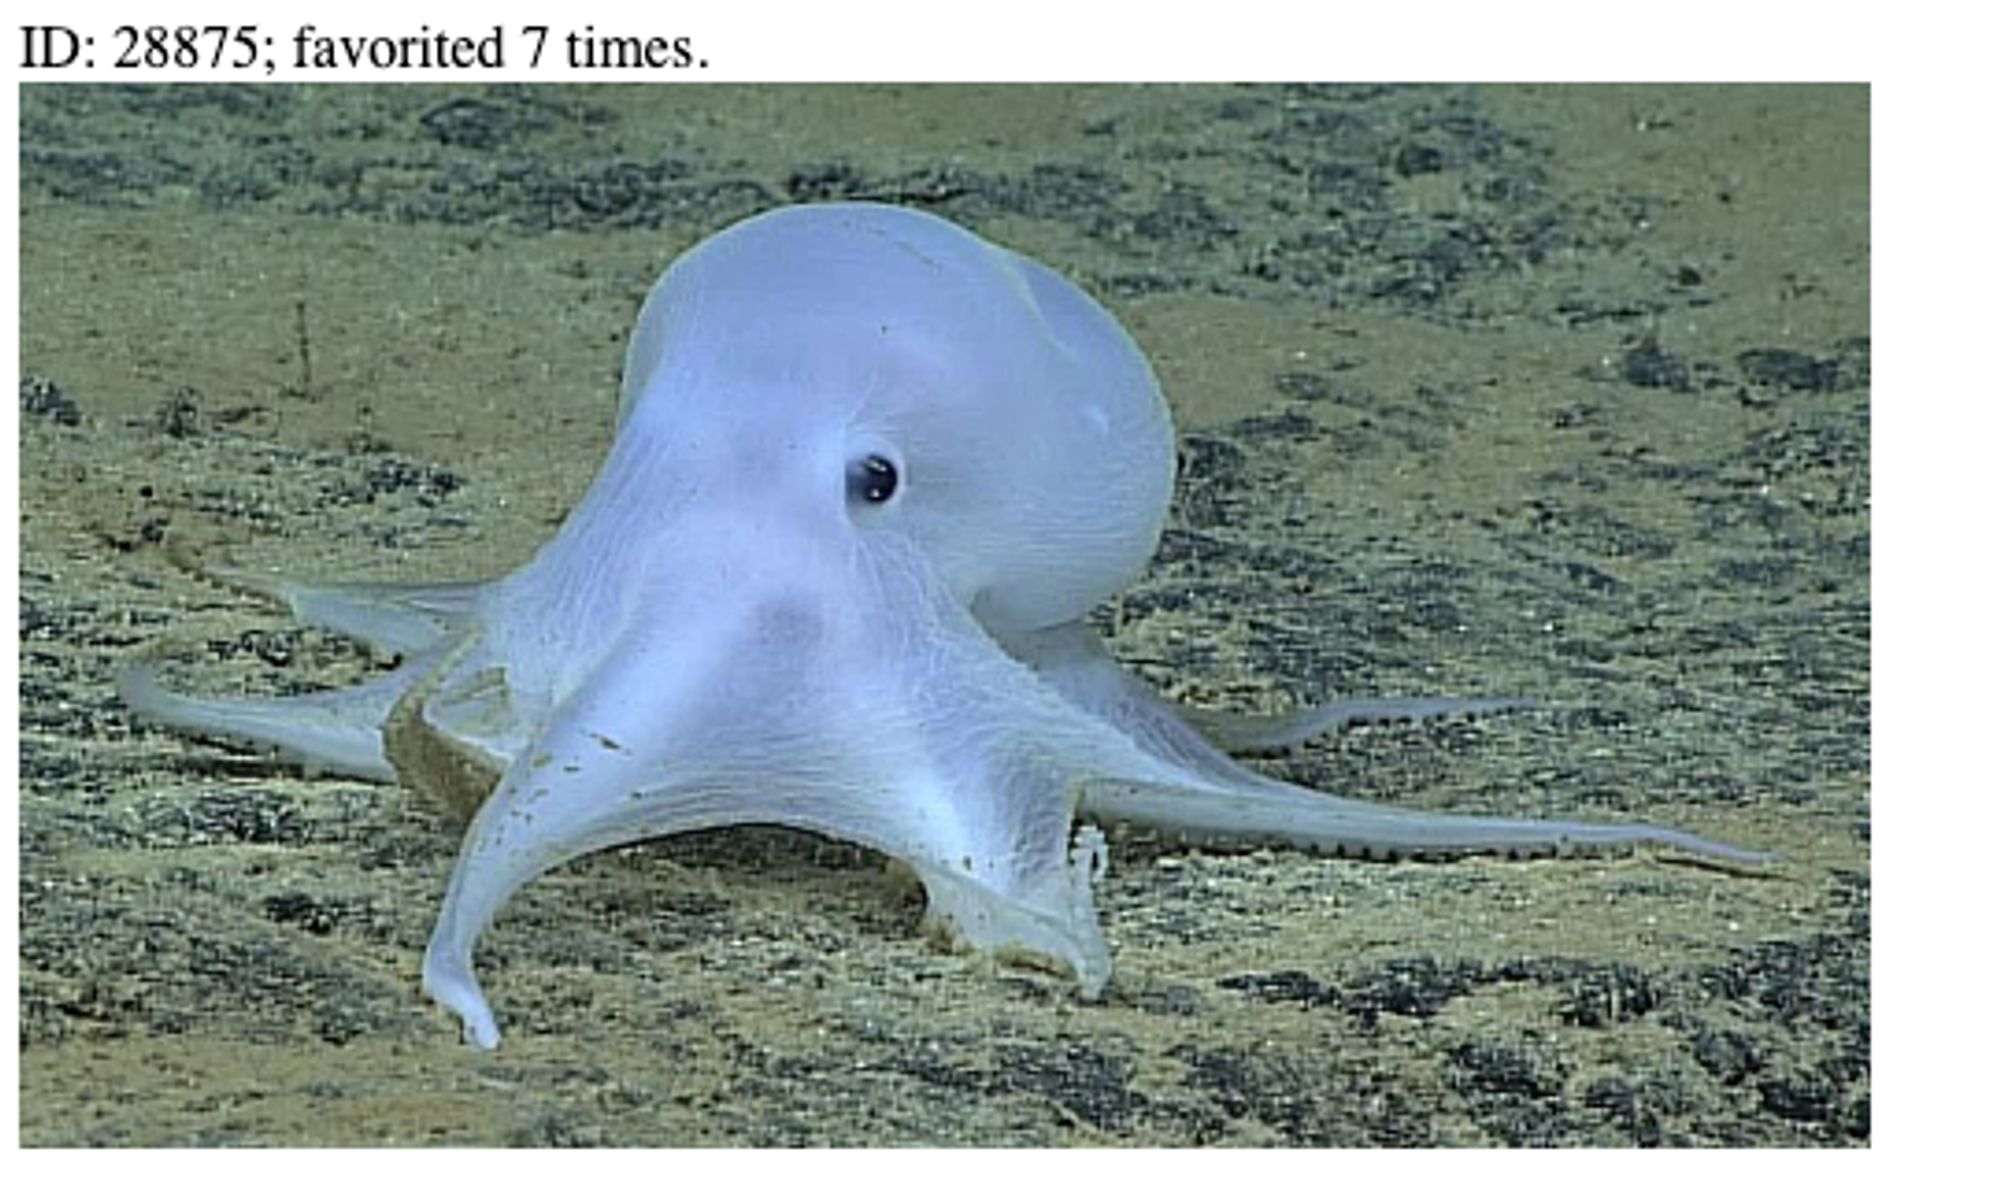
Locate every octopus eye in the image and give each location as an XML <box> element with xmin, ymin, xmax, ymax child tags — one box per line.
<box><xmin>847</xmin><ymin>453</ymin><xmax>899</xmax><ymax>505</ymax></box>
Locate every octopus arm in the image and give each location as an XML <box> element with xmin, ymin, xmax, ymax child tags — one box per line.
<box><xmin>116</xmin><ymin>655</ymin><xmax>433</xmax><ymax>782</ymax></box>
<box><xmin>1078</xmin><ymin>777</ymin><xmax>1773</xmax><ymax>863</ymax></box>
<box><xmin>260</xmin><ymin>578</ymin><xmax>487</xmax><ymax>656</ymax></box>
<box><xmin>208</xmin><ymin>569</ymin><xmax>487</xmax><ymax>656</ymax></box>
<box><xmin>1005</xmin><ymin>622</ymin><xmax>1772</xmax><ymax>866</ymax></box>
<box><xmin>1181</xmin><ymin>694</ymin><xmax>1532</xmax><ymax>753</ymax></box>
<box><xmin>159</xmin><ymin>535</ymin><xmax>489</xmax><ymax>656</ymax></box>
<box><xmin>115</xmin><ymin>566</ymin><xmax>486</xmax><ymax>778</ymax></box>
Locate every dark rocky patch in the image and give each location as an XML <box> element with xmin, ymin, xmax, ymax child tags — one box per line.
<box><xmin>21</xmin><ymin>375</ymin><xmax>82</xmax><ymax>425</ymax></box>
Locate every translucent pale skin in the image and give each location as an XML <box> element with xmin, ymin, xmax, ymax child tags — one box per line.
<box><xmin>121</xmin><ymin>203</ymin><xmax>1767</xmax><ymax>1049</ymax></box>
